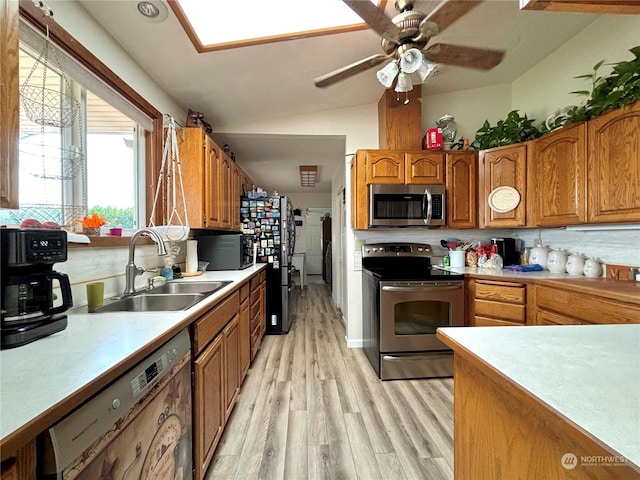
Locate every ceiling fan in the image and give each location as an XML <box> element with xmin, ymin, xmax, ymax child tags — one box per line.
<box><xmin>314</xmin><ymin>0</ymin><xmax>505</xmax><ymax>90</ymax></box>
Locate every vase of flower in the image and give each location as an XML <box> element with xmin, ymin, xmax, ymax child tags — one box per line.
<box><xmin>82</xmin><ymin>213</ymin><xmax>106</xmax><ymax>235</ymax></box>
<box><xmin>83</xmin><ymin>227</ymin><xmax>101</xmax><ymax>236</ymax></box>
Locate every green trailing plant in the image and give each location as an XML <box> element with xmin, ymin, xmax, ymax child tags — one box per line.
<box><xmin>566</xmin><ymin>45</ymin><xmax>640</xmax><ymax>124</ymax></box>
<box><xmin>471</xmin><ymin>110</ymin><xmax>543</xmax><ymax>150</ymax></box>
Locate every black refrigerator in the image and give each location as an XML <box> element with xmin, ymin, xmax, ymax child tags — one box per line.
<box><xmin>240</xmin><ymin>195</ymin><xmax>296</xmax><ymax>334</ymax></box>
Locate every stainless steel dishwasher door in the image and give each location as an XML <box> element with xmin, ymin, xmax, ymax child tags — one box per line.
<box><xmin>44</xmin><ymin>329</ymin><xmax>192</xmax><ymax>480</ymax></box>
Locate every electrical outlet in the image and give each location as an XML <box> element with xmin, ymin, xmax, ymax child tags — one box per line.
<box><xmin>271</xmin><ymin>314</ymin><xmax>277</xmax><ymax>326</ymax></box>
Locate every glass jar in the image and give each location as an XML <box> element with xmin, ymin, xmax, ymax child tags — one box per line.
<box><xmin>437</xmin><ymin>114</ymin><xmax>457</xmax><ymax>148</ymax></box>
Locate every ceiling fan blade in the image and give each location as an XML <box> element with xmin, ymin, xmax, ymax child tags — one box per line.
<box><xmin>423</xmin><ymin>43</ymin><xmax>504</xmax><ymax>70</ymax></box>
<box><xmin>342</xmin><ymin>0</ymin><xmax>402</xmax><ymax>43</ymax></box>
<box><xmin>314</xmin><ymin>54</ymin><xmax>392</xmax><ymax>88</ymax></box>
<box><xmin>425</xmin><ymin>0</ymin><xmax>483</xmax><ymax>34</ymax></box>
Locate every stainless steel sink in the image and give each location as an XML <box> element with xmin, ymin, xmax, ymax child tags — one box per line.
<box><xmin>93</xmin><ymin>293</ymin><xmax>206</xmax><ymax>313</ymax></box>
<box><xmin>147</xmin><ymin>281</ymin><xmax>232</xmax><ymax>295</ymax></box>
<box><xmin>92</xmin><ymin>280</ymin><xmax>232</xmax><ymax>313</ymax></box>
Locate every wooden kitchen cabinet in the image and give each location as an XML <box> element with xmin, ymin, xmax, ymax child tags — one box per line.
<box><xmin>364</xmin><ymin>150</ymin><xmax>445</xmax><ymax>184</ymax></box>
<box><xmin>365</xmin><ymin>150</ymin><xmax>405</xmax><ymax>184</ymax></box>
<box><xmin>178</xmin><ymin>126</ymin><xmax>248</xmax><ymax>230</ymax></box>
<box><xmin>472</xmin><ymin>279</ymin><xmax>527</xmax><ymax>326</ymax></box>
<box><xmin>193</xmin><ymin>333</ymin><xmax>224</xmax><ymax>480</ymax></box>
<box><xmin>530</xmin><ymin>122</ymin><xmax>587</xmax><ymax>226</ymax></box>
<box><xmin>445</xmin><ymin>151</ymin><xmax>478</xmax><ymax>228</ymax></box>
<box><xmin>0</xmin><ymin>439</ymin><xmax>36</xmax><ymax>480</ymax></box>
<box><xmin>0</xmin><ymin>0</ymin><xmax>19</xmax><ymax>209</ymax></box>
<box><xmin>249</xmin><ymin>271</ymin><xmax>266</xmax><ymax>360</ymax></box>
<box><xmin>520</xmin><ymin>0</ymin><xmax>640</xmax><ymax>14</ymax></box>
<box><xmin>479</xmin><ymin>143</ymin><xmax>528</xmax><ymax>228</ymax></box>
<box><xmin>239</xmin><ymin>281</ymin><xmax>250</xmax><ymax>381</ymax></box>
<box><xmin>587</xmin><ymin>100</ymin><xmax>640</xmax><ymax>223</ymax></box>
<box><xmin>535</xmin><ymin>284</ymin><xmax>640</xmax><ymax>325</ymax></box>
<box><xmin>405</xmin><ymin>151</ymin><xmax>445</xmax><ymax>184</ymax></box>
<box><xmin>223</xmin><ymin>313</ymin><xmax>240</xmax><ymax>422</ymax></box>
<box><xmin>191</xmin><ymin>290</ymin><xmax>240</xmax><ymax>480</ymax></box>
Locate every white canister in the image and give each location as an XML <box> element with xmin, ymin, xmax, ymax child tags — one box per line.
<box><xmin>565</xmin><ymin>253</ymin><xmax>585</xmax><ymax>275</ymax></box>
<box><xmin>449</xmin><ymin>250</ymin><xmax>466</xmax><ymax>268</ymax></box>
<box><xmin>547</xmin><ymin>249</ymin><xmax>568</xmax><ymax>273</ymax></box>
<box><xmin>529</xmin><ymin>246</ymin><xmax>549</xmax><ymax>269</ymax></box>
<box><xmin>583</xmin><ymin>258</ymin><xmax>602</xmax><ymax>278</ymax></box>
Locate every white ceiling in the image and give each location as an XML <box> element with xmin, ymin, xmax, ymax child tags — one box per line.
<box><xmin>77</xmin><ymin>0</ymin><xmax>598</xmax><ymax>194</ymax></box>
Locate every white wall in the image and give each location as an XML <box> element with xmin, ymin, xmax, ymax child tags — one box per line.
<box><xmin>512</xmin><ymin>14</ymin><xmax>640</xmax><ymax>124</ymax></box>
<box><xmin>422</xmin><ymin>83</ymin><xmax>513</xmax><ymax>141</ymax></box>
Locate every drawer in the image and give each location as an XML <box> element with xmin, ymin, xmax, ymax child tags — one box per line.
<box><xmin>250</xmin><ymin>299</ymin><xmax>260</xmax><ymax>319</ymax></box>
<box><xmin>250</xmin><ymin>274</ymin><xmax>261</xmax><ymax>291</ymax></box>
<box><xmin>474</xmin><ymin>315</ymin><xmax>522</xmax><ymax>327</ymax></box>
<box><xmin>250</xmin><ymin>310</ymin><xmax>261</xmax><ymax>330</ymax></box>
<box><xmin>536</xmin><ymin>286</ymin><xmax>640</xmax><ymax>324</ymax></box>
<box><xmin>475</xmin><ymin>299</ymin><xmax>525</xmax><ymax>323</ymax></box>
<box><xmin>192</xmin><ymin>291</ymin><xmax>239</xmax><ymax>354</ymax></box>
<box><xmin>475</xmin><ymin>281</ymin><xmax>525</xmax><ymax>304</ymax></box>
<box><xmin>536</xmin><ymin>309</ymin><xmax>584</xmax><ymax>326</ymax></box>
<box><xmin>239</xmin><ymin>282</ymin><xmax>249</xmax><ymax>303</ymax></box>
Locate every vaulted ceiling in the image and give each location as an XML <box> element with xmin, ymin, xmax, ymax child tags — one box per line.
<box><xmin>77</xmin><ymin>0</ymin><xmax>598</xmax><ymax>194</ymax></box>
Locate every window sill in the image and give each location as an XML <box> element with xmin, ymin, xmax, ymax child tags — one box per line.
<box><xmin>68</xmin><ymin>236</ymin><xmax>153</xmax><ymax>248</ymax></box>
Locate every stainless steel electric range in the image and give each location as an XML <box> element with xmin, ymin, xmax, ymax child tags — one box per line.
<box><xmin>362</xmin><ymin>243</ymin><xmax>465</xmax><ymax>380</ymax></box>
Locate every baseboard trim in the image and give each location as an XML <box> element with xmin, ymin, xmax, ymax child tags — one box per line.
<box><xmin>346</xmin><ymin>337</ymin><xmax>363</xmax><ymax>348</ymax></box>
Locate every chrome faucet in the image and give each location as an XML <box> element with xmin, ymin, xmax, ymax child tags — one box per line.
<box><xmin>124</xmin><ymin>228</ymin><xmax>168</xmax><ymax>296</ymax></box>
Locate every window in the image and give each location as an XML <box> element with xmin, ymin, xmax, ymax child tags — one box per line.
<box><xmin>0</xmin><ymin>18</ymin><xmax>156</xmax><ymax>231</ymax></box>
<box><xmin>0</xmin><ymin>39</ymin><xmax>144</xmax><ymax>228</ymax></box>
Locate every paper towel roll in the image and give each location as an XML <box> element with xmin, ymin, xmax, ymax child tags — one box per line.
<box><xmin>186</xmin><ymin>240</ymin><xmax>198</xmax><ymax>273</ymax></box>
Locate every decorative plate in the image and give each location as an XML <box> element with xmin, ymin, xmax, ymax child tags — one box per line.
<box><xmin>488</xmin><ymin>186</ymin><xmax>521</xmax><ymax>213</ymax></box>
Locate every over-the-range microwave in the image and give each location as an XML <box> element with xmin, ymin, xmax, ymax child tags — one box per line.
<box><xmin>368</xmin><ymin>184</ymin><xmax>446</xmax><ymax>227</ymax></box>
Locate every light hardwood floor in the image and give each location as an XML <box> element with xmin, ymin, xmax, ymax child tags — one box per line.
<box><xmin>207</xmin><ymin>279</ymin><xmax>454</xmax><ymax>480</ymax></box>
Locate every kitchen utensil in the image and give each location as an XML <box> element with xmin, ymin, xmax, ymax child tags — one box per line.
<box><xmin>547</xmin><ymin>249</ymin><xmax>568</xmax><ymax>273</ymax></box>
<box><xmin>565</xmin><ymin>253</ymin><xmax>585</xmax><ymax>275</ymax></box>
<box><xmin>447</xmin><ymin>241</ymin><xmax>458</xmax><ymax>250</ymax></box>
<box><xmin>440</xmin><ymin>239</ymin><xmax>449</xmax><ymax>249</ymax></box>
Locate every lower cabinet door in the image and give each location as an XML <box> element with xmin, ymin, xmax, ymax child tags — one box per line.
<box><xmin>224</xmin><ymin>314</ymin><xmax>240</xmax><ymax>421</ymax></box>
<box><xmin>193</xmin><ymin>335</ymin><xmax>224</xmax><ymax>480</ymax></box>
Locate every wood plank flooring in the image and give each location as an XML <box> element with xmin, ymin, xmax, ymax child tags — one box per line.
<box><xmin>206</xmin><ymin>278</ymin><xmax>454</xmax><ymax>480</ymax></box>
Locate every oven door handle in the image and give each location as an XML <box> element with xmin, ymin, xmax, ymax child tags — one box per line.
<box><xmin>422</xmin><ymin>188</ymin><xmax>432</xmax><ymax>225</ymax></box>
<box><xmin>382</xmin><ymin>285</ymin><xmax>462</xmax><ymax>292</ymax></box>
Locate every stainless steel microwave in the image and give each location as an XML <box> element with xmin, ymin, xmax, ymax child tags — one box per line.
<box><xmin>369</xmin><ymin>184</ymin><xmax>446</xmax><ymax>227</ymax></box>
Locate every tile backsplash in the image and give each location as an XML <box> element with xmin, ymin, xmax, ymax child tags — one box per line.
<box><xmin>356</xmin><ymin>226</ymin><xmax>640</xmax><ymax>269</ymax></box>
<box><xmin>58</xmin><ymin>241</ymin><xmax>186</xmax><ymax>310</ymax></box>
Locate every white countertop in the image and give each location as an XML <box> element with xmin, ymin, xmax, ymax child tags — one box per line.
<box><xmin>0</xmin><ymin>265</ymin><xmax>264</xmax><ymax>449</ymax></box>
<box><xmin>435</xmin><ymin>264</ymin><xmax>575</xmax><ymax>279</ymax></box>
<box><xmin>439</xmin><ymin>324</ymin><xmax>640</xmax><ymax>467</ymax></box>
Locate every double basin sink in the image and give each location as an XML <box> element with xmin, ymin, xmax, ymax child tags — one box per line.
<box><xmin>93</xmin><ymin>281</ymin><xmax>232</xmax><ymax>313</ymax></box>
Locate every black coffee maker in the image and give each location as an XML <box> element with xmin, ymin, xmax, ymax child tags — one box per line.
<box><xmin>1</xmin><ymin>228</ymin><xmax>73</xmax><ymax>349</ymax></box>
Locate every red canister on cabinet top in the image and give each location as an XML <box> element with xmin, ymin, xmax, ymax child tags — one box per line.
<box><xmin>423</xmin><ymin>128</ymin><xmax>443</xmax><ymax>150</ymax></box>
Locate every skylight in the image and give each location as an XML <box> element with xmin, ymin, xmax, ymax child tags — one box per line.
<box><xmin>171</xmin><ymin>0</ymin><xmax>381</xmax><ymax>51</ymax></box>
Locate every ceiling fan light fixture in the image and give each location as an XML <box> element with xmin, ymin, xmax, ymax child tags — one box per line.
<box><xmin>395</xmin><ymin>72</ymin><xmax>413</xmax><ymax>93</ymax></box>
<box><xmin>400</xmin><ymin>48</ymin><xmax>423</xmax><ymax>74</ymax></box>
<box><xmin>300</xmin><ymin>165</ymin><xmax>318</xmax><ymax>187</ymax></box>
<box><xmin>376</xmin><ymin>61</ymin><xmax>399</xmax><ymax>88</ymax></box>
<box><xmin>417</xmin><ymin>60</ymin><xmax>437</xmax><ymax>83</ymax></box>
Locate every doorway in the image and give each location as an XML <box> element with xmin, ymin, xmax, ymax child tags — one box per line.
<box><xmin>303</xmin><ymin>208</ymin><xmax>331</xmax><ymax>275</ymax></box>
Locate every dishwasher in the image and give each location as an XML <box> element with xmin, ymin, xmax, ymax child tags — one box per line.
<box><xmin>41</xmin><ymin>329</ymin><xmax>193</xmax><ymax>480</ymax></box>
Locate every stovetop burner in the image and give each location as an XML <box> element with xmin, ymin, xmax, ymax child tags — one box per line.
<box><xmin>362</xmin><ymin>242</ymin><xmax>463</xmax><ymax>281</ymax></box>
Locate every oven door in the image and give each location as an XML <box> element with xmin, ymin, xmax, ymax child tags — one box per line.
<box><xmin>379</xmin><ymin>281</ymin><xmax>464</xmax><ymax>353</ymax></box>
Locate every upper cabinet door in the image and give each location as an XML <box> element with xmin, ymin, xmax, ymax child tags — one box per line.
<box><xmin>479</xmin><ymin>144</ymin><xmax>528</xmax><ymax>228</ymax></box>
<box><xmin>531</xmin><ymin>122</ymin><xmax>587</xmax><ymax>227</ymax></box>
<box><xmin>204</xmin><ymin>136</ymin><xmax>222</xmax><ymax>228</ymax></box>
<box><xmin>405</xmin><ymin>152</ymin><xmax>445</xmax><ymax>184</ymax></box>
<box><xmin>365</xmin><ymin>150</ymin><xmax>404</xmax><ymax>184</ymax></box>
<box><xmin>587</xmin><ymin>101</ymin><xmax>640</xmax><ymax>223</ymax></box>
<box><xmin>0</xmin><ymin>0</ymin><xmax>19</xmax><ymax>209</ymax></box>
<box><xmin>446</xmin><ymin>151</ymin><xmax>478</xmax><ymax>228</ymax></box>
